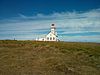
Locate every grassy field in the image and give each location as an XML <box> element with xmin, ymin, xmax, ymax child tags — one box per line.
<box><xmin>0</xmin><ymin>40</ymin><xmax>100</xmax><ymax>75</ymax></box>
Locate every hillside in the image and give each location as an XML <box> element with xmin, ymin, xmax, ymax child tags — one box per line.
<box><xmin>0</xmin><ymin>40</ymin><xmax>100</xmax><ymax>75</ymax></box>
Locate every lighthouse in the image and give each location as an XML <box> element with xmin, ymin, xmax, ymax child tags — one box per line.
<box><xmin>51</xmin><ymin>24</ymin><xmax>56</xmax><ymax>35</ymax></box>
<box><xmin>37</xmin><ymin>24</ymin><xmax>59</xmax><ymax>41</ymax></box>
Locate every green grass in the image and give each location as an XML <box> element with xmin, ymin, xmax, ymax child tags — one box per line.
<box><xmin>0</xmin><ymin>40</ymin><xmax>100</xmax><ymax>75</ymax></box>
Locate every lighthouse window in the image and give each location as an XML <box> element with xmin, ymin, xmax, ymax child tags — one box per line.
<box><xmin>47</xmin><ymin>37</ymin><xmax>49</xmax><ymax>40</ymax></box>
<box><xmin>50</xmin><ymin>37</ymin><xmax>52</xmax><ymax>40</ymax></box>
<box><xmin>53</xmin><ymin>37</ymin><xmax>55</xmax><ymax>40</ymax></box>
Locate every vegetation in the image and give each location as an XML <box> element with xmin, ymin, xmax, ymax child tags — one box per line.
<box><xmin>0</xmin><ymin>40</ymin><xmax>100</xmax><ymax>75</ymax></box>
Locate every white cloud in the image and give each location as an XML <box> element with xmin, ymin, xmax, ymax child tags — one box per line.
<box><xmin>0</xmin><ymin>8</ymin><xmax>100</xmax><ymax>42</ymax></box>
<box><xmin>59</xmin><ymin>35</ymin><xmax>100</xmax><ymax>43</ymax></box>
<box><xmin>18</xmin><ymin>13</ymin><xmax>28</xmax><ymax>19</ymax></box>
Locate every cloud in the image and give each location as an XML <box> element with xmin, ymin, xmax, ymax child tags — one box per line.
<box><xmin>18</xmin><ymin>13</ymin><xmax>28</xmax><ymax>19</ymax></box>
<box><xmin>0</xmin><ymin>8</ymin><xmax>100</xmax><ymax>42</ymax></box>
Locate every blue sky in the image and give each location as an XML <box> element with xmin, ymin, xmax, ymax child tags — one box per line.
<box><xmin>0</xmin><ymin>0</ymin><xmax>100</xmax><ymax>19</ymax></box>
<box><xmin>0</xmin><ymin>0</ymin><xmax>100</xmax><ymax>42</ymax></box>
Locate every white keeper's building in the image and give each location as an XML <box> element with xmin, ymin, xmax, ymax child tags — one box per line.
<box><xmin>36</xmin><ymin>24</ymin><xmax>59</xmax><ymax>41</ymax></box>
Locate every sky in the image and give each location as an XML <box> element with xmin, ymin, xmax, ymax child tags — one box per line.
<box><xmin>0</xmin><ymin>0</ymin><xmax>100</xmax><ymax>42</ymax></box>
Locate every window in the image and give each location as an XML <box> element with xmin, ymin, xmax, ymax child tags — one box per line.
<box><xmin>50</xmin><ymin>37</ymin><xmax>52</xmax><ymax>40</ymax></box>
<box><xmin>53</xmin><ymin>37</ymin><xmax>55</xmax><ymax>40</ymax></box>
<box><xmin>47</xmin><ymin>37</ymin><xmax>49</xmax><ymax>40</ymax></box>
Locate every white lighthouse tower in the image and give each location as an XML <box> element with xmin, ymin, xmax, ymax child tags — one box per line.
<box><xmin>37</xmin><ymin>24</ymin><xmax>59</xmax><ymax>41</ymax></box>
<box><xmin>51</xmin><ymin>24</ymin><xmax>56</xmax><ymax>34</ymax></box>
